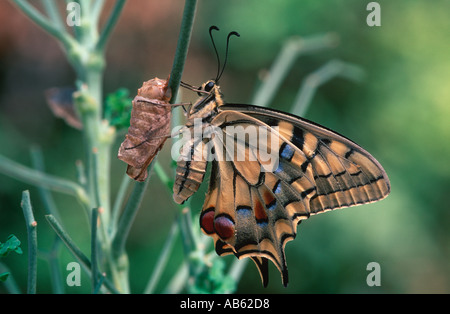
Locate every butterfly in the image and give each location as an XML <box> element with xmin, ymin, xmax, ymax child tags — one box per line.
<box><xmin>172</xmin><ymin>27</ymin><xmax>391</xmax><ymax>287</ymax></box>
<box><xmin>118</xmin><ymin>77</ymin><xmax>172</xmax><ymax>181</ymax></box>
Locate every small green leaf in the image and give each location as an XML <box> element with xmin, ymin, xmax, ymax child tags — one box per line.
<box><xmin>0</xmin><ymin>272</ymin><xmax>10</xmax><ymax>282</ymax></box>
<box><xmin>104</xmin><ymin>88</ymin><xmax>132</xmax><ymax>130</ymax></box>
<box><xmin>0</xmin><ymin>235</ymin><xmax>22</xmax><ymax>257</ymax></box>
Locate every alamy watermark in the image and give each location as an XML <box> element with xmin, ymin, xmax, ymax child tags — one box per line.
<box><xmin>171</xmin><ymin>119</ymin><xmax>281</xmax><ymax>172</ymax></box>
<box><xmin>366</xmin><ymin>2</ymin><xmax>381</xmax><ymax>27</ymax></box>
<box><xmin>66</xmin><ymin>2</ymin><xmax>81</xmax><ymax>27</ymax></box>
<box><xmin>366</xmin><ymin>262</ymin><xmax>381</xmax><ymax>286</ymax></box>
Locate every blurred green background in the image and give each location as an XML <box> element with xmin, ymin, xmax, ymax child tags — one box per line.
<box><xmin>1</xmin><ymin>0</ymin><xmax>449</xmax><ymax>293</ymax></box>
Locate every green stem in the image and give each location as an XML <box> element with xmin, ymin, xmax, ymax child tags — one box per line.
<box><xmin>91</xmin><ymin>0</ymin><xmax>106</xmax><ymax>26</ymax></box>
<box><xmin>0</xmin><ymin>263</ymin><xmax>21</xmax><ymax>294</ymax></box>
<box><xmin>252</xmin><ymin>33</ymin><xmax>338</xmax><ymax>107</ymax></box>
<box><xmin>91</xmin><ymin>208</ymin><xmax>100</xmax><ymax>293</ymax></box>
<box><xmin>45</xmin><ymin>214</ymin><xmax>119</xmax><ymax>294</ymax></box>
<box><xmin>144</xmin><ymin>219</ymin><xmax>179</xmax><ymax>294</ymax></box>
<box><xmin>112</xmin><ymin>176</ymin><xmax>150</xmax><ymax>258</ymax></box>
<box><xmin>96</xmin><ymin>0</ymin><xmax>127</xmax><ymax>51</ymax></box>
<box><xmin>47</xmin><ymin>239</ymin><xmax>65</xmax><ymax>294</ymax></box>
<box><xmin>42</xmin><ymin>0</ymin><xmax>66</xmax><ymax>32</ymax></box>
<box><xmin>0</xmin><ymin>154</ymin><xmax>90</xmax><ymax>208</ymax></box>
<box><xmin>29</xmin><ymin>146</ymin><xmax>61</xmax><ymax>221</ymax></box>
<box><xmin>178</xmin><ymin>207</ymin><xmax>197</xmax><ymax>276</ymax></box>
<box><xmin>12</xmin><ymin>0</ymin><xmax>75</xmax><ymax>49</ymax></box>
<box><xmin>21</xmin><ymin>190</ymin><xmax>37</xmax><ymax>294</ymax></box>
<box><xmin>168</xmin><ymin>0</ymin><xmax>197</xmax><ymax>103</ymax></box>
<box><xmin>111</xmin><ymin>174</ymin><xmax>132</xmax><ymax>235</ymax></box>
<box><xmin>153</xmin><ymin>160</ymin><xmax>173</xmax><ymax>192</ymax></box>
<box><xmin>45</xmin><ymin>215</ymin><xmax>91</xmax><ymax>271</ymax></box>
<box><xmin>29</xmin><ymin>146</ymin><xmax>65</xmax><ymax>293</ymax></box>
<box><xmin>292</xmin><ymin>59</ymin><xmax>365</xmax><ymax>116</ymax></box>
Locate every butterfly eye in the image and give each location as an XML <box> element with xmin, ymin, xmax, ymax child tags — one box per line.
<box><xmin>204</xmin><ymin>81</ymin><xmax>215</xmax><ymax>92</ymax></box>
<box><xmin>197</xmin><ymin>81</ymin><xmax>215</xmax><ymax>96</ymax></box>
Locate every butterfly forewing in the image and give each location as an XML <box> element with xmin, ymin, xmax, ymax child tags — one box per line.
<box><xmin>219</xmin><ymin>104</ymin><xmax>391</xmax><ymax>213</ymax></box>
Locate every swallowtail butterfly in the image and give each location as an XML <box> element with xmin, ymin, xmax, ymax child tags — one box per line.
<box><xmin>172</xmin><ymin>26</ymin><xmax>390</xmax><ymax>287</ymax></box>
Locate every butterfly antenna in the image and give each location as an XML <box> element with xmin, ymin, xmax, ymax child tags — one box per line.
<box><xmin>209</xmin><ymin>26</ymin><xmax>221</xmax><ymax>82</ymax></box>
<box><xmin>217</xmin><ymin>31</ymin><xmax>240</xmax><ymax>82</ymax></box>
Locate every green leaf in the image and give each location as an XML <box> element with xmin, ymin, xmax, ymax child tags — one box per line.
<box><xmin>0</xmin><ymin>272</ymin><xmax>10</xmax><ymax>282</ymax></box>
<box><xmin>104</xmin><ymin>88</ymin><xmax>132</xmax><ymax>130</ymax></box>
<box><xmin>188</xmin><ymin>257</ymin><xmax>236</xmax><ymax>294</ymax></box>
<box><xmin>0</xmin><ymin>235</ymin><xmax>23</xmax><ymax>257</ymax></box>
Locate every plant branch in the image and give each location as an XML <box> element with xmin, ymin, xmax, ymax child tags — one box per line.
<box><xmin>153</xmin><ymin>160</ymin><xmax>173</xmax><ymax>192</ymax></box>
<box><xmin>12</xmin><ymin>0</ymin><xmax>75</xmax><ymax>49</ymax></box>
<box><xmin>292</xmin><ymin>59</ymin><xmax>365</xmax><ymax>116</ymax></box>
<box><xmin>0</xmin><ymin>262</ymin><xmax>22</xmax><ymax>294</ymax></box>
<box><xmin>110</xmin><ymin>174</ymin><xmax>132</xmax><ymax>235</ymax></box>
<box><xmin>168</xmin><ymin>0</ymin><xmax>197</xmax><ymax>103</ymax></box>
<box><xmin>112</xmin><ymin>176</ymin><xmax>150</xmax><ymax>259</ymax></box>
<box><xmin>252</xmin><ymin>33</ymin><xmax>338</xmax><ymax>107</ymax></box>
<box><xmin>45</xmin><ymin>214</ymin><xmax>91</xmax><ymax>271</ymax></box>
<box><xmin>29</xmin><ymin>145</ymin><xmax>65</xmax><ymax>293</ymax></box>
<box><xmin>91</xmin><ymin>0</ymin><xmax>106</xmax><ymax>25</ymax></box>
<box><xmin>42</xmin><ymin>0</ymin><xmax>66</xmax><ymax>32</ymax></box>
<box><xmin>91</xmin><ymin>208</ymin><xmax>100</xmax><ymax>293</ymax></box>
<box><xmin>96</xmin><ymin>0</ymin><xmax>127</xmax><ymax>51</ymax></box>
<box><xmin>144</xmin><ymin>219</ymin><xmax>179</xmax><ymax>294</ymax></box>
<box><xmin>45</xmin><ymin>214</ymin><xmax>119</xmax><ymax>294</ymax></box>
<box><xmin>21</xmin><ymin>190</ymin><xmax>37</xmax><ymax>294</ymax></box>
<box><xmin>30</xmin><ymin>146</ymin><xmax>61</xmax><ymax>220</ymax></box>
<box><xmin>0</xmin><ymin>154</ymin><xmax>90</xmax><ymax>207</ymax></box>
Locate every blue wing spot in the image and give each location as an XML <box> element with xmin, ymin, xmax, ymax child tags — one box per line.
<box><xmin>267</xmin><ymin>199</ymin><xmax>277</xmax><ymax>211</ymax></box>
<box><xmin>273</xmin><ymin>180</ymin><xmax>282</xmax><ymax>194</ymax></box>
<box><xmin>273</xmin><ymin>162</ymin><xmax>284</xmax><ymax>175</ymax></box>
<box><xmin>236</xmin><ymin>205</ymin><xmax>252</xmax><ymax>217</ymax></box>
<box><xmin>280</xmin><ymin>143</ymin><xmax>295</xmax><ymax>161</ymax></box>
<box><xmin>257</xmin><ymin>220</ymin><xmax>268</xmax><ymax>227</ymax></box>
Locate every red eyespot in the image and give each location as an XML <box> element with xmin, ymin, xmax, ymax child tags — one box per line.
<box><xmin>214</xmin><ymin>215</ymin><xmax>235</xmax><ymax>240</ymax></box>
<box><xmin>200</xmin><ymin>208</ymin><xmax>215</xmax><ymax>234</ymax></box>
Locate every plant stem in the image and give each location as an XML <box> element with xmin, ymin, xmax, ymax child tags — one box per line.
<box><xmin>45</xmin><ymin>215</ymin><xmax>91</xmax><ymax>272</ymax></box>
<box><xmin>42</xmin><ymin>0</ymin><xmax>66</xmax><ymax>32</ymax></box>
<box><xmin>112</xmin><ymin>177</ymin><xmax>150</xmax><ymax>259</ymax></box>
<box><xmin>168</xmin><ymin>0</ymin><xmax>197</xmax><ymax>103</ymax></box>
<box><xmin>91</xmin><ymin>208</ymin><xmax>100</xmax><ymax>293</ymax></box>
<box><xmin>29</xmin><ymin>146</ymin><xmax>65</xmax><ymax>293</ymax></box>
<box><xmin>153</xmin><ymin>160</ymin><xmax>173</xmax><ymax>192</ymax></box>
<box><xmin>252</xmin><ymin>33</ymin><xmax>338</xmax><ymax>107</ymax></box>
<box><xmin>96</xmin><ymin>0</ymin><xmax>127</xmax><ymax>51</ymax></box>
<box><xmin>292</xmin><ymin>59</ymin><xmax>365</xmax><ymax>116</ymax></box>
<box><xmin>12</xmin><ymin>0</ymin><xmax>75</xmax><ymax>48</ymax></box>
<box><xmin>21</xmin><ymin>190</ymin><xmax>37</xmax><ymax>294</ymax></box>
<box><xmin>110</xmin><ymin>174</ymin><xmax>132</xmax><ymax>235</ymax></box>
<box><xmin>0</xmin><ymin>154</ymin><xmax>89</xmax><ymax>207</ymax></box>
<box><xmin>45</xmin><ymin>214</ymin><xmax>119</xmax><ymax>294</ymax></box>
<box><xmin>46</xmin><ymin>239</ymin><xmax>65</xmax><ymax>294</ymax></box>
<box><xmin>0</xmin><ymin>263</ymin><xmax>21</xmax><ymax>294</ymax></box>
<box><xmin>163</xmin><ymin>261</ymin><xmax>188</xmax><ymax>294</ymax></box>
<box><xmin>144</xmin><ymin>219</ymin><xmax>179</xmax><ymax>294</ymax></box>
<box><xmin>30</xmin><ymin>146</ymin><xmax>61</xmax><ymax>220</ymax></box>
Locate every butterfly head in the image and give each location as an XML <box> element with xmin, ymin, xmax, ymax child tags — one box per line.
<box><xmin>197</xmin><ymin>79</ymin><xmax>217</xmax><ymax>96</ymax></box>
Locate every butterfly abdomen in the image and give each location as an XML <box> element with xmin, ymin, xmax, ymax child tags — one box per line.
<box><xmin>172</xmin><ymin>129</ymin><xmax>209</xmax><ymax>204</ymax></box>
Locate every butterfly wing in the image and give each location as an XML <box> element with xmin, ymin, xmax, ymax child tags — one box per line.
<box><xmin>199</xmin><ymin>106</ymin><xmax>390</xmax><ymax>286</ymax></box>
<box><xmin>219</xmin><ymin>104</ymin><xmax>391</xmax><ymax>212</ymax></box>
